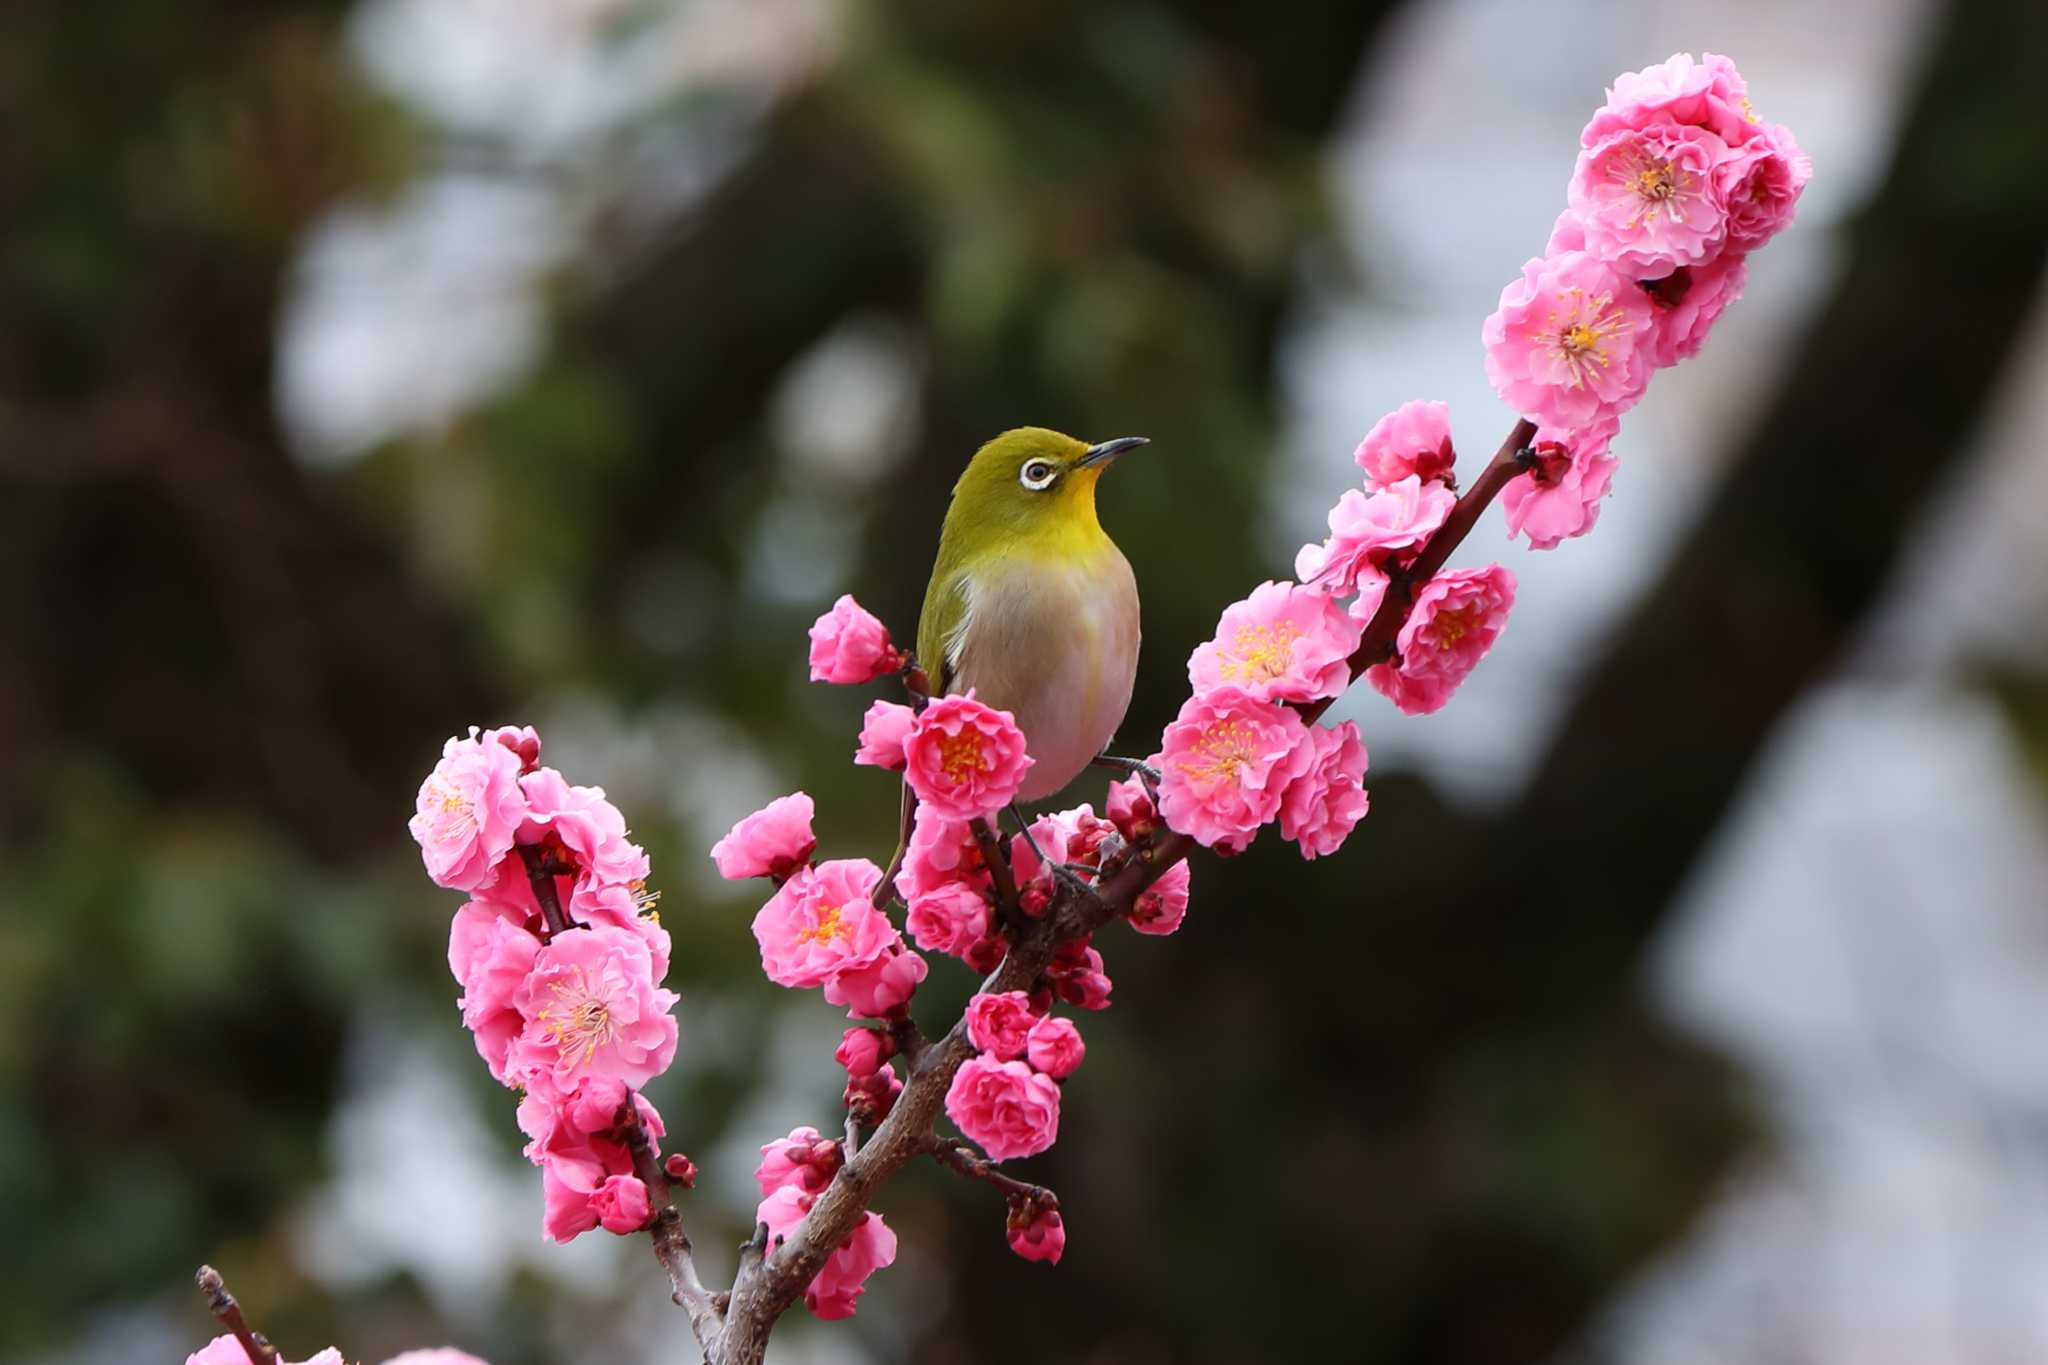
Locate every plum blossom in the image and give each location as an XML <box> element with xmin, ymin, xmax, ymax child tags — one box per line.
<box><xmin>808</xmin><ymin>594</ymin><xmax>903</xmax><ymax>684</ymax></box>
<box><xmin>711</xmin><ymin>792</ymin><xmax>816</xmax><ymax>880</ymax></box>
<box><xmin>1354</xmin><ymin>399</ymin><xmax>1456</xmax><ymax>487</ymax></box>
<box><xmin>1276</xmin><ymin>721</ymin><xmax>1370</xmax><ymax>859</ymax></box>
<box><xmin>1294</xmin><ymin>476</ymin><xmax>1456</xmax><ymax>613</ymax></box>
<box><xmin>899</xmin><ymin>807</ymin><xmax>985</xmax><ymax>900</ymax></box>
<box><xmin>1501</xmin><ymin>419</ymin><xmax>1620</xmax><ymax>549</ymax></box>
<box><xmin>379</xmin><ymin>1353</ymin><xmax>496</xmax><ymax>1365</ymax></box>
<box><xmin>518</xmin><ymin>768</ymin><xmax>650</xmax><ymax>889</ymax></box>
<box><xmin>844</xmin><ymin>1064</ymin><xmax>903</xmax><ymax>1121</ymax></box>
<box><xmin>965</xmin><ymin>991</ymin><xmax>1038</xmax><ymax>1060</ymax></box>
<box><xmin>1365</xmin><ymin>565</ymin><xmax>1517</xmax><ymax>716</ymax></box>
<box><xmin>1641</xmin><ymin>250</ymin><xmax>1749</xmax><ymax>368</ymax></box>
<box><xmin>905</xmin><ymin>881</ymin><xmax>990</xmax><ymax>957</ymax></box>
<box><xmin>945</xmin><ymin>1055</ymin><xmax>1062</xmax><ymax>1161</ymax></box>
<box><xmin>836</xmin><ymin>1027</ymin><xmax>888</xmax><ymax>1077</ymax></box>
<box><xmin>518</xmin><ymin>1083</ymin><xmax>665</xmax><ymax>1243</ymax></box>
<box><xmin>1583</xmin><ymin>51</ymin><xmax>1758</xmax><ymax>149</ymax></box>
<box><xmin>757</xmin><ymin>1185</ymin><xmax>897</xmax><ymax>1319</ymax></box>
<box><xmin>1153</xmin><ymin>686</ymin><xmax>1314</xmax><ymax>853</ymax></box>
<box><xmin>1483</xmin><ymin>249</ymin><xmax>1655</xmax><ymax>430</ymax></box>
<box><xmin>1188</xmin><ymin>581</ymin><xmax>1361</xmax><ymax>704</ymax></box>
<box><xmin>1569</xmin><ymin>122</ymin><xmax>1732</xmax><ymax>276</ymax></box>
<box><xmin>590</xmin><ymin>1174</ymin><xmax>652</xmax><ymax>1234</ymax></box>
<box><xmin>756</xmin><ymin>1125</ymin><xmax>842</xmax><ymax>1197</ymax></box>
<box><xmin>823</xmin><ymin>943</ymin><xmax>927</xmax><ymax>1019</ymax></box>
<box><xmin>1006</xmin><ymin>1203</ymin><xmax>1066</xmax><ymax>1264</ymax></box>
<box><xmin>567</xmin><ymin>880</ymin><xmax>671</xmax><ymax>979</ymax></box>
<box><xmin>902</xmin><ymin>693</ymin><xmax>1034</xmax><ymax>819</ymax></box>
<box><xmin>854</xmin><ymin>700</ymin><xmax>915</xmax><ymax>771</ymax></box>
<box><xmin>1129</xmin><ymin>860</ymin><xmax>1190</xmax><ymax>936</ymax></box>
<box><xmin>1717</xmin><ymin>122</ymin><xmax>1810</xmax><ymax>251</ymax></box>
<box><xmin>411</xmin><ymin>728</ymin><xmax>528</xmax><ymax>892</ymax></box>
<box><xmin>1105</xmin><ymin>774</ymin><xmax>1157</xmax><ymax>843</ymax></box>
<box><xmin>1050</xmin><ymin>943</ymin><xmax>1113</xmax><ymax>1011</ymax></box>
<box><xmin>447</xmin><ymin>898</ymin><xmax>542</xmax><ymax>1083</ymax></box>
<box><xmin>1025</xmin><ymin>1016</ymin><xmax>1085</xmax><ymax>1079</ymax></box>
<box><xmin>508</xmin><ymin>925</ymin><xmax>678</xmax><ymax>1100</ymax></box>
<box><xmin>751</xmin><ymin>859</ymin><xmax>892</xmax><ymax>989</ymax></box>
<box><xmin>189</xmin><ymin>1344</ymin><xmax>346</xmax><ymax>1365</ymax></box>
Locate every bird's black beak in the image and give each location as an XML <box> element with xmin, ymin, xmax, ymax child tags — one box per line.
<box><xmin>1078</xmin><ymin>436</ymin><xmax>1149</xmax><ymax>469</ymax></box>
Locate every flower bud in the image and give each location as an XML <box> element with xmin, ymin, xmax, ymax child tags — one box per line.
<box><xmin>835</xmin><ymin>1026</ymin><xmax>891</xmax><ymax>1078</ymax></box>
<box><xmin>664</xmin><ymin>1153</ymin><xmax>698</xmax><ymax>1188</ymax></box>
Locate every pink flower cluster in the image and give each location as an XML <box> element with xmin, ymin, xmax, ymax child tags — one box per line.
<box><xmin>1485</xmin><ymin>52</ymin><xmax>1807</xmax><ymax>548</ymax></box>
<box><xmin>945</xmin><ymin>990</ymin><xmax>1077</xmax><ymax>1164</ymax></box>
<box><xmin>753</xmin><ymin>1127</ymin><xmax>897</xmax><ymax>1318</ymax></box>
<box><xmin>856</xmin><ymin>690</ymin><xmax>1035</xmax><ymax>820</ymax></box>
<box><xmin>413</xmin><ymin>725</ymin><xmax>680</xmax><ymax>1245</ymax></box>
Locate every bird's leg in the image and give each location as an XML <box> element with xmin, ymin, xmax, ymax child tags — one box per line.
<box><xmin>1004</xmin><ymin>803</ymin><xmax>1101</xmax><ymax>905</ymax></box>
<box><xmin>1090</xmin><ymin>752</ymin><xmax>1162</xmax><ymax>803</ymax></box>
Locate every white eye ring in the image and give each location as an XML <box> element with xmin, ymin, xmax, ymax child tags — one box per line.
<box><xmin>1019</xmin><ymin>460</ymin><xmax>1057</xmax><ymax>491</ymax></box>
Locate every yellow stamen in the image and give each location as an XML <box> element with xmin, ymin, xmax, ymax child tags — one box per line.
<box><xmin>1178</xmin><ymin>718</ymin><xmax>1259</xmax><ymax>786</ymax></box>
<box><xmin>1543</xmin><ymin>286</ymin><xmax>1632</xmax><ymax>391</ymax></box>
<box><xmin>1430</xmin><ymin>604</ymin><xmax>1487</xmax><ymax>650</ymax></box>
<box><xmin>936</xmin><ymin>729</ymin><xmax>989</xmax><ymax>783</ymax></box>
<box><xmin>1217</xmin><ymin>621</ymin><xmax>1303</xmax><ymax>685</ymax></box>
<box><xmin>537</xmin><ymin>967</ymin><xmax>618</xmax><ymax>1065</ymax></box>
<box><xmin>797</xmin><ymin>904</ymin><xmax>849</xmax><ymax>945</ymax></box>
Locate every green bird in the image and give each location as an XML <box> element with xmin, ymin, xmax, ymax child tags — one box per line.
<box><xmin>916</xmin><ymin>427</ymin><xmax>1150</xmax><ymax>804</ymax></box>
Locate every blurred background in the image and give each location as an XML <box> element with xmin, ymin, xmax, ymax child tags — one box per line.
<box><xmin>5</xmin><ymin>0</ymin><xmax>2047</xmax><ymax>1361</ymax></box>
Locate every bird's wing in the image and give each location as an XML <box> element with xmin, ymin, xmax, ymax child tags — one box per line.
<box><xmin>916</xmin><ymin>567</ymin><xmax>977</xmax><ymax>694</ymax></box>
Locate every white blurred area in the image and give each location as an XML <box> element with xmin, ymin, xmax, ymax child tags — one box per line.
<box><xmin>250</xmin><ymin>0</ymin><xmax>2048</xmax><ymax>1363</ymax></box>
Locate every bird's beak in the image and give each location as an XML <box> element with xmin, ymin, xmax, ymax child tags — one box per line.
<box><xmin>1078</xmin><ymin>436</ymin><xmax>1149</xmax><ymax>469</ymax></box>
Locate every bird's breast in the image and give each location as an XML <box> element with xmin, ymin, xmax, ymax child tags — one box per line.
<box><xmin>949</xmin><ymin>544</ymin><xmax>1140</xmax><ymax>804</ymax></box>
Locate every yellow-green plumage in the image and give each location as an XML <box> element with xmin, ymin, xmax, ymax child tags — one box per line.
<box><xmin>917</xmin><ymin>427</ymin><xmax>1145</xmax><ymax>804</ymax></box>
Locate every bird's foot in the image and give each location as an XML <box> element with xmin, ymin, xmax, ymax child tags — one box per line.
<box><xmin>1004</xmin><ymin>803</ymin><xmax>1104</xmax><ymax>913</ymax></box>
<box><xmin>1091</xmin><ymin>752</ymin><xmax>1162</xmax><ymax>805</ymax></box>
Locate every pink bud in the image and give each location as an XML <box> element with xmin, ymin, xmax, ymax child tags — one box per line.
<box><xmin>592</xmin><ymin>1174</ymin><xmax>653</xmax><ymax>1235</ymax></box>
<box><xmin>1006</xmin><ymin>1201</ymin><xmax>1066</xmax><ymax>1265</ymax></box>
<box><xmin>808</xmin><ymin>594</ymin><xmax>903</xmax><ymax>684</ymax></box>
<box><xmin>711</xmin><ymin>792</ymin><xmax>817</xmax><ymax>881</ymax></box>
<box><xmin>965</xmin><ymin>991</ymin><xmax>1037</xmax><ymax>1061</ymax></box>
<box><xmin>1025</xmin><ymin>1016</ymin><xmax>1085</xmax><ymax>1079</ymax></box>
<box><xmin>664</xmin><ymin>1153</ymin><xmax>698</xmax><ymax>1188</ymax></box>
<box><xmin>855</xmin><ymin>700</ymin><xmax>916</xmax><ymax>771</ymax></box>
<box><xmin>1105</xmin><ymin>776</ymin><xmax>1156</xmax><ymax>843</ymax></box>
<box><xmin>835</xmin><ymin>1027</ymin><xmax>890</xmax><ymax>1077</ymax></box>
<box><xmin>485</xmin><ymin>723</ymin><xmax>543</xmax><ymax>773</ymax></box>
<box><xmin>845</xmin><ymin>1066</ymin><xmax>903</xmax><ymax>1123</ymax></box>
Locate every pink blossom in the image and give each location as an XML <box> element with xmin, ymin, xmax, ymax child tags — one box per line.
<box><xmin>808</xmin><ymin>594</ymin><xmax>903</xmax><ymax>684</ymax></box>
<box><xmin>1008</xmin><ymin>804</ymin><xmax>1113</xmax><ymax>892</ymax></box>
<box><xmin>1569</xmin><ymin>122</ymin><xmax>1732</xmax><ymax>277</ymax></box>
<box><xmin>750</xmin><ymin>859</ymin><xmax>893</xmax><ymax>989</ymax></box>
<box><xmin>945</xmin><ymin>1055</ymin><xmax>1062</xmax><ymax>1162</ymax></box>
<box><xmin>517</xmin><ymin>1085</ymin><xmax>664</xmax><ymax>1243</ymax></box>
<box><xmin>836</xmin><ymin>1027</ymin><xmax>888</xmax><ymax>1077</ymax></box>
<box><xmin>710</xmin><ymin>792</ymin><xmax>817</xmax><ymax>881</ymax></box>
<box><xmin>756</xmin><ymin>1185</ymin><xmax>897</xmax><ymax>1319</ymax></box>
<box><xmin>1052</xmin><ymin>944</ymin><xmax>1113</xmax><ymax>1011</ymax></box>
<box><xmin>1130</xmin><ymin>859</ymin><xmax>1191</xmax><ymax>936</ymax></box>
<box><xmin>1007</xmin><ymin>1203</ymin><xmax>1066</xmax><ymax>1264</ymax></box>
<box><xmin>1483</xmin><ymin>250</ymin><xmax>1655</xmax><ymax>431</ymax></box>
<box><xmin>1277</xmin><ymin>721</ymin><xmax>1370</xmax><ymax>859</ymax></box>
<box><xmin>1152</xmin><ymin>686</ymin><xmax>1315</xmax><ymax>853</ymax></box>
<box><xmin>507</xmin><ymin>924</ymin><xmax>678</xmax><ymax>1100</ymax></box>
<box><xmin>379</xmin><ymin>1352</ymin><xmax>495</xmax><ymax>1365</ymax></box>
<box><xmin>1546</xmin><ymin>210</ymin><xmax>1589</xmax><ymax>255</ymax></box>
<box><xmin>1189</xmin><ymin>581</ymin><xmax>1361</xmax><ymax>704</ymax></box>
<box><xmin>411</xmin><ymin>728</ymin><xmax>528</xmax><ymax>892</ymax></box>
<box><xmin>899</xmin><ymin>807</ymin><xmax>985</xmax><ymax>900</ymax></box>
<box><xmin>1501</xmin><ymin>420</ymin><xmax>1620</xmax><ymax>549</ymax></box>
<box><xmin>845</xmin><ymin>1065</ymin><xmax>903</xmax><ymax>1122</ymax></box>
<box><xmin>1294</xmin><ymin>476</ymin><xmax>1456</xmax><ymax>611</ymax></box>
<box><xmin>1641</xmin><ymin>249</ymin><xmax>1749</xmax><ymax>368</ymax></box>
<box><xmin>822</xmin><ymin>942</ymin><xmax>927</xmax><ymax>1019</ymax></box>
<box><xmin>1717</xmin><ymin>121</ymin><xmax>1810</xmax><ymax>251</ymax></box>
<box><xmin>568</xmin><ymin>879</ymin><xmax>671</xmax><ymax>980</ymax></box>
<box><xmin>966</xmin><ymin>991</ymin><xmax>1039</xmax><ymax>1060</ymax></box>
<box><xmin>1365</xmin><ymin>565</ymin><xmax>1517</xmax><ymax>716</ymax></box>
<box><xmin>591</xmin><ymin>1174</ymin><xmax>652</xmax><ymax>1234</ymax></box>
<box><xmin>902</xmin><ymin>693</ymin><xmax>1034</xmax><ymax>820</ymax></box>
<box><xmin>1354</xmin><ymin>399</ymin><xmax>1456</xmax><ymax>487</ymax></box>
<box><xmin>518</xmin><ymin>768</ymin><xmax>650</xmax><ymax>889</ymax></box>
<box><xmin>1105</xmin><ymin>774</ymin><xmax>1157</xmax><ymax>843</ymax></box>
<box><xmin>448</xmin><ymin>898</ymin><xmax>541</xmax><ymax>1083</ymax></box>
<box><xmin>905</xmin><ymin>881</ymin><xmax>990</xmax><ymax>957</ymax></box>
<box><xmin>756</xmin><ymin>1125</ymin><xmax>842</xmax><ymax>1197</ymax></box>
<box><xmin>1025</xmin><ymin>1016</ymin><xmax>1085</xmax><ymax>1079</ymax></box>
<box><xmin>191</xmin><ymin>1339</ymin><xmax>326</xmax><ymax>1365</ymax></box>
<box><xmin>854</xmin><ymin>700</ymin><xmax>915</xmax><ymax>771</ymax></box>
<box><xmin>1583</xmin><ymin>51</ymin><xmax>1758</xmax><ymax>149</ymax></box>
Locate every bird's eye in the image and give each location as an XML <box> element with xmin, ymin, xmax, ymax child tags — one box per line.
<box><xmin>1019</xmin><ymin>460</ymin><xmax>1057</xmax><ymax>491</ymax></box>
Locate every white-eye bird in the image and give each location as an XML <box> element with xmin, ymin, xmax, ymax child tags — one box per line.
<box><xmin>916</xmin><ymin>428</ymin><xmax>1149</xmax><ymax>803</ymax></box>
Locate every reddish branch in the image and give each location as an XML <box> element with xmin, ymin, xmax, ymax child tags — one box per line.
<box><xmin>922</xmin><ymin>1134</ymin><xmax>1058</xmax><ymax>1207</ymax></box>
<box><xmin>701</xmin><ymin>416</ymin><xmax>1542</xmax><ymax>1365</ymax></box>
<box><xmin>194</xmin><ymin>1266</ymin><xmax>279</xmax><ymax>1364</ymax></box>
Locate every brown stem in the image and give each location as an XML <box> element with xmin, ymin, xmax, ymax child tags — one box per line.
<box><xmin>193</xmin><ymin>1266</ymin><xmax>279</xmax><ymax>1365</ymax></box>
<box><xmin>518</xmin><ymin>843</ymin><xmax>575</xmax><ymax>938</ymax></box>
<box><xmin>711</xmin><ymin>416</ymin><xmax>1539</xmax><ymax>1364</ymax></box>
<box><xmin>620</xmin><ymin>1102</ymin><xmax>725</xmax><ymax>1353</ymax></box>
<box><xmin>969</xmin><ymin>817</ymin><xmax>1022</xmax><ymax>921</ymax></box>
<box><xmin>922</xmin><ymin>1135</ymin><xmax>1059</xmax><ymax>1207</ymax></box>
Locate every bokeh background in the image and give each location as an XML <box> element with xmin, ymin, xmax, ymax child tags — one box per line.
<box><xmin>6</xmin><ymin>0</ymin><xmax>2048</xmax><ymax>1361</ymax></box>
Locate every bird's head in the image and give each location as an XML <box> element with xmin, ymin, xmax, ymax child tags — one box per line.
<box><xmin>948</xmin><ymin>427</ymin><xmax>1149</xmax><ymax>547</ymax></box>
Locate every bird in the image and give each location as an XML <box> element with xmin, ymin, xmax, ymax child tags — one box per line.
<box><xmin>916</xmin><ymin>427</ymin><xmax>1149</xmax><ymax>805</ymax></box>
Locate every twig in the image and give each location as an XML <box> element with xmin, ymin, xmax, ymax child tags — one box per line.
<box><xmin>710</xmin><ymin>416</ymin><xmax>1542</xmax><ymax>1365</ymax></box>
<box><xmin>619</xmin><ymin>1102</ymin><xmax>724</xmax><ymax>1353</ymax></box>
<box><xmin>968</xmin><ymin>817</ymin><xmax>1022</xmax><ymax>922</ymax></box>
<box><xmin>922</xmin><ymin>1135</ymin><xmax>1058</xmax><ymax>1207</ymax></box>
<box><xmin>193</xmin><ymin>1266</ymin><xmax>279</xmax><ymax>1365</ymax></box>
<box><xmin>844</xmin><ymin>1111</ymin><xmax>863</xmax><ymax>1160</ymax></box>
<box><xmin>519</xmin><ymin>843</ymin><xmax>575</xmax><ymax>938</ymax></box>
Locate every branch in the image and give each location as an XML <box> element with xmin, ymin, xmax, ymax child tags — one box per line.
<box><xmin>713</xmin><ymin>417</ymin><xmax>1538</xmax><ymax>1362</ymax></box>
<box><xmin>619</xmin><ymin>1103</ymin><xmax>724</xmax><ymax>1354</ymax></box>
<box><xmin>922</xmin><ymin>1134</ymin><xmax>1059</xmax><ymax>1208</ymax></box>
<box><xmin>519</xmin><ymin>843</ymin><xmax>575</xmax><ymax>938</ymax></box>
<box><xmin>193</xmin><ymin>1266</ymin><xmax>279</xmax><ymax>1365</ymax></box>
